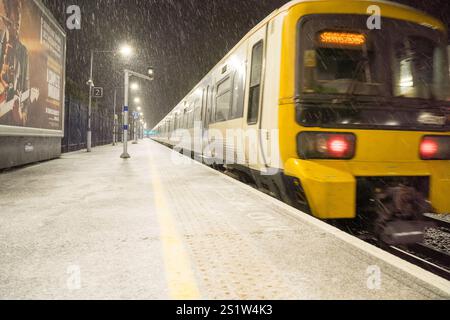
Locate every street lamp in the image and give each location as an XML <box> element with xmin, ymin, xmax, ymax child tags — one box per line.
<box><xmin>121</xmin><ymin>69</ymin><xmax>154</xmax><ymax>159</ymax></box>
<box><xmin>87</xmin><ymin>44</ymin><xmax>133</xmax><ymax>152</ymax></box>
<box><xmin>119</xmin><ymin>44</ymin><xmax>133</xmax><ymax>57</ymax></box>
<box><xmin>148</xmin><ymin>67</ymin><xmax>155</xmax><ymax>80</ymax></box>
<box><xmin>130</xmin><ymin>83</ymin><xmax>139</xmax><ymax>91</ymax></box>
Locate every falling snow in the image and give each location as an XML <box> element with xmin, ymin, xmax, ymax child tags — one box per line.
<box><xmin>41</xmin><ymin>0</ymin><xmax>450</xmax><ymax>128</ymax></box>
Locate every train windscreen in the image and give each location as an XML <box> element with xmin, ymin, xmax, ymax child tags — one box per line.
<box><xmin>299</xmin><ymin>16</ymin><xmax>449</xmax><ymax>100</ymax></box>
<box><xmin>296</xmin><ymin>15</ymin><xmax>450</xmax><ymax>131</ymax></box>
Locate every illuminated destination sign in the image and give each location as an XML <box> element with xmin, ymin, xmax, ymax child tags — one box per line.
<box><xmin>319</xmin><ymin>31</ymin><xmax>366</xmax><ymax>46</ymax></box>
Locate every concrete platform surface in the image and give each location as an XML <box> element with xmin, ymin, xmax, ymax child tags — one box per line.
<box><xmin>0</xmin><ymin>140</ymin><xmax>449</xmax><ymax>300</ymax></box>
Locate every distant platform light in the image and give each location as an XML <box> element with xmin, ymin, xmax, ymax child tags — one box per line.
<box><xmin>130</xmin><ymin>83</ymin><xmax>139</xmax><ymax>91</ymax></box>
<box><xmin>319</xmin><ymin>31</ymin><xmax>366</xmax><ymax>46</ymax></box>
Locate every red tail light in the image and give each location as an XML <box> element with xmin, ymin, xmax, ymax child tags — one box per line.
<box><xmin>328</xmin><ymin>136</ymin><xmax>350</xmax><ymax>157</ymax></box>
<box><xmin>298</xmin><ymin>132</ymin><xmax>356</xmax><ymax>160</ymax></box>
<box><xmin>420</xmin><ymin>139</ymin><xmax>438</xmax><ymax>159</ymax></box>
<box><xmin>420</xmin><ymin>136</ymin><xmax>450</xmax><ymax>160</ymax></box>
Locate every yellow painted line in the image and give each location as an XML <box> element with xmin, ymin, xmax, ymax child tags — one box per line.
<box><xmin>150</xmin><ymin>164</ymin><xmax>201</xmax><ymax>300</ymax></box>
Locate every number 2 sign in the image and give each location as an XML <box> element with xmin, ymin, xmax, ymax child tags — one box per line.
<box><xmin>93</xmin><ymin>87</ymin><xmax>103</xmax><ymax>98</ymax></box>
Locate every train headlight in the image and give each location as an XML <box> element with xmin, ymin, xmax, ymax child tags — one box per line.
<box><xmin>297</xmin><ymin>132</ymin><xmax>356</xmax><ymax>160</ymax></box>
<box><xmin>420</xmin><ymin>136</ymin><xmax>450</xmax><ymax>160</ymax></box>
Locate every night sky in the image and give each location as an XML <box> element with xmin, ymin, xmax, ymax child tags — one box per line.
<box><xmin>41</xmin><ymin>0</ymin><xmax>450</xmax><ymax>127</ymax></box>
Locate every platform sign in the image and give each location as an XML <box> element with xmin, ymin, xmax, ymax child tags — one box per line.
<box><xmin>93</xmin><ymin>87</ymin><xmax>103</xmax><ymax>98</ymax></box>
<box><xmin>0</xmin><ymin>0</ymin><xmax>66</xmax><ymax>136</ymax></box>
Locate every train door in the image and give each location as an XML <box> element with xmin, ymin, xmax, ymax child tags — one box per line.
<box><xmin>242</xmin><ymin>27</ymin><xmax>266</xmax><ymax>169</ymax></box>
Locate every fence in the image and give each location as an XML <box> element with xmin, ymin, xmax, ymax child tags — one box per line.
<box><xmin>62</xmin><ymin>96</ymin><xmax>116</xmax><ymax>153</ymax></box>
<box><xmin>61</xmin><ymin>95</ymin><xmax>144</xmax><ymax>153</ymax></box>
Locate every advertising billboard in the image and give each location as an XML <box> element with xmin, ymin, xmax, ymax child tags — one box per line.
<box><xmin>0</xmin><ymin>0</ymin><xmax>66</xmax><ymax>137</ymax></box>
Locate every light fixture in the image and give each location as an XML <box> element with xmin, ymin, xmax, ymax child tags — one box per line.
<box><xmin>130</xmin><ymin>83</ymin><xmax>139</xmax><ymax>91</ymax></box>
<box><xmin>148</xmin><ymin>67</ymin><xmax>154</xmax><ymax>78</ymax></box>
<box><xmin>119</xmin><ymin>44</ymin><xmax>133</xmax><ymax>57</ymax></box>
<box><xmin>134</xmin><ymin>97</ymin><xmax>141</xmax><ymax>104</ymax></box>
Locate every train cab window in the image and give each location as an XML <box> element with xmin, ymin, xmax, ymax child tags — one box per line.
<box><xmin>215</xmin><ymin>76</ymin><xmax>232</xmax><ymax>122</ymax></box>
<box><xmin>307</xmin><ymin>31</ymin><xmax>381</xmax><ymax>96</ymax></box>
<box><xmin>393</xmin><ymin>36</ymin><xmax>449</xmax><ymax>101</ymax></box>
<box><xmin>247</xmin><ymin>41</ymin><xmax>263</xmax><ymax>125</ymax></box>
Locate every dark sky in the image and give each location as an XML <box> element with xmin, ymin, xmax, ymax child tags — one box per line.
<box><xmin>41</xmin><ymin>0</ymin><xmax>450</xmax><ymax>127</ymax></box>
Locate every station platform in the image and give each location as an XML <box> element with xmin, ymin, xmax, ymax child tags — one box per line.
<box><xmin>0</xmin><ymin>140</ymin><xmax>449</xmax><ymax>300</ymax></box>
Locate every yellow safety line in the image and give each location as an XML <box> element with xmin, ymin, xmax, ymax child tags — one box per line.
<box><xmin>150</xmin><ymin>164</ymin><xmax>201</xmax><ymax>300</ymax></box>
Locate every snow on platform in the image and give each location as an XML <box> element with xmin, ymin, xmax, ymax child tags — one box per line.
<box><xmin>0</xmin><ymin>140</ymin><xmax>449</xmax><ymax>299</ymax></box>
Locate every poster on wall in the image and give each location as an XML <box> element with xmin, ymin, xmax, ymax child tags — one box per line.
<box><xmin>0</xmin><ymin>0</ymin><xmax>65</xmax><ymax>134</ymax></box>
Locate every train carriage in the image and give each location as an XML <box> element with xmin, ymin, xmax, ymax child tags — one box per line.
<box><xmin>153</xmin><ymin>0</ymin><xmax>450</xmax><ymax>243</ymax></box>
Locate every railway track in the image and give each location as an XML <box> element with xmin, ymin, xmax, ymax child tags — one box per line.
<box><xmin>385</xmin><ymin>244</ymin><xmax>450</xmax><ymax>281</ymax></box>
<box><xmin>383</xmin><ymin>215</ymin><xmax>450</xmax><ymax>280</ymax></box>
<box><xmin>387</xmin><ymin>243</ymin><xmax>450</xmax><ymax>281</ymax></box>
<box><xmin>331</xmin><ymin>214</ymin><xmax>450</xmax><ymax>281</ymax></box>
<box><xmin>424</xmin><ymin>213</ymin><xmax>450</xmax><ymax>231</ymax></box>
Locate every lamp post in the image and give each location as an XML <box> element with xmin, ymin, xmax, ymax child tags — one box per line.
<box><xmin>86</xmin><ymin>44</ymin><xmax>133</xmax><ymax>152</ymax></box>
<box><xmin>112</xmin><ymin>89</ymin><xmax>117</xmax><ymax>146</ymax></box>
<box><xmin>87</xmin><ymin>51</ymin><xmax>94</xmax><ymax>152</ymax></box>
<box><xmin>132</xmin><ymin>108</ymin><xmax>139</xmax><ymax>145</ymax></box>
<box><xmin>121</xmin><ymin>68</ymin><xmax>154</xmax><ymax>159</ymax></box>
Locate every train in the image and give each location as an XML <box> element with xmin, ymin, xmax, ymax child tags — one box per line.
<box><xmin>152</xmin><ymin>0</ymin><xmax>450</xmax><ymax>244</ymax></box>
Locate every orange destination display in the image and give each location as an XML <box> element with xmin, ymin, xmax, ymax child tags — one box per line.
<box><xmin>319</xmin><ymin>31</ymin><xmax>366</xmax><ymax>46</ymax></box>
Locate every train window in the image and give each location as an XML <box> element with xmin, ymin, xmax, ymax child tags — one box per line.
<box><xmin>247</xmin><ymin>41</ymin><xmax>263</xmax><ymax>125</ymax></box>
<box><xmin>194</xmin><ymin>97</ymin><xmax>202</xmax><ymax>123</ymax></box>
<box><xmin>209</xmin><ymin>86</ymin><xmax>215</xmax><ymax>124</ymax></box>
<box><xmin>188</xmin><ymin>107</ymin><xmax>194</xmax><ymax>129</ymax></box>
<box><xmin>184</xmin><ymin>108</ymin><xmax>189</xmax><ymax>128</ymax></box>
<box><xmin>215</xmin><ymin>76</ymin><xmax>232</xmax><ymax>123</ymax></box>
<box><xmin>393</xmin><ymin>36</ymin><xmax>449</xmax><ymax>100</ymax></box>
<box><xmin>192</xmin><ymin>99</ymin><xmax>200</xmax><ymax>126</ymax></box>
<box><xmin>311</xmin><ymin>31</ymin><xmax>380</xmax><ymax>96</ymax></box>
<box><xmin>231</xmin><ymin>66</ymin><xmax>246</xmax><ymax>120</ymax></box>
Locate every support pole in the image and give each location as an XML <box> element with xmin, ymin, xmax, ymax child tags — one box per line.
<box><xmin>133</xmin><ymin>115</ymin><xmax>138</xmax><ymax>144</ymax></box>
<box><xmin>112</xmin><ymin>89</ymin><xmax>117</xmax><ymax>146</ymax></box>
<box><xmin>87</xmin><ymin>50</ymin><xmax>94</xmax><ymax>152</ymax></box>
<box><xmin>121</xmin><ymin>70</ymin><xmax>130</xmax><ymax>159</ymax></box>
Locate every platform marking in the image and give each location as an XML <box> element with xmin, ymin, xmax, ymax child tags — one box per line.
<box><xmin>150</xmin><ymin>164</ymin><xmax>201</xmax><ymax>300</ymax></box>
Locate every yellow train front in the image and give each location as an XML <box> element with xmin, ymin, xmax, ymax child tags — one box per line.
<box><xmin>279</xmin><ymin>0</ymin><xmax>450</xmax><ymax>242</ymax></box>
